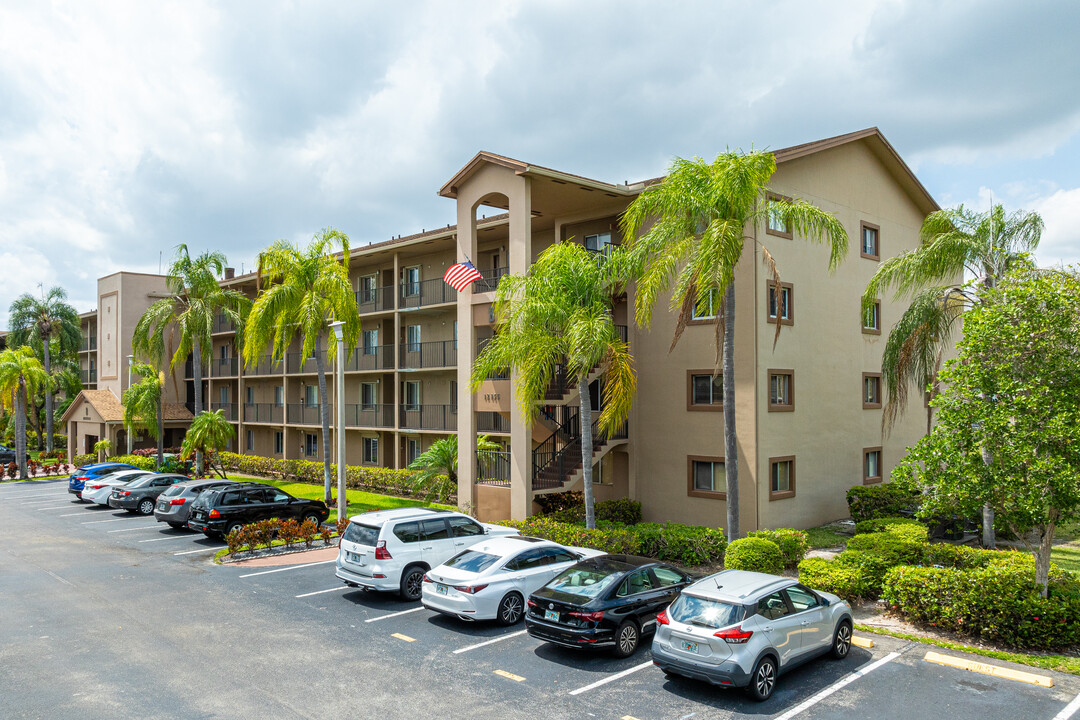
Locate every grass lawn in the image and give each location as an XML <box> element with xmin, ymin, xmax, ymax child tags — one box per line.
<box><xmin>1051</xmin><ymin>543</ymin><xmax>1080</xmax><ymax>575</ymax></box>
<box><xmin>805</xmin><ymin>524</ymin><xmax>850</xmax><ymax>549</ymax></box>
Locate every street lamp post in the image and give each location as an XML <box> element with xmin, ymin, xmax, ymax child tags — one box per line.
<box><xmin>126</xmin><ymin>355</ymin><xmax>134</xmax><ymax>455</ymax></box>
<box><xmin>329</xmin><ymin>321</ymin><xmax>347</xmax><ymax>523</ymax></box>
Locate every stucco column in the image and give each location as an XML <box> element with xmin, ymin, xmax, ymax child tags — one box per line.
<box><xmin>455</xmin><ymin>203</ymin><xmax>478</xmax><ymax>512</ymax></box>
<box><xmin>507</xmin><ymin>177</ymin><xmax>532</xmax><ymax>520</ymax></box>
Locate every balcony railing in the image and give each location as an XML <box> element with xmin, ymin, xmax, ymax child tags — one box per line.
<box><xmin>473</xmin><ymin>266</ymin><xmax>509</xmax><ymax>294</ymax></box>
<box><xmin>213</xmin><ymin>314</ymin><xmax>236</xmax><ymax>334</ymax></box>
<box><xmin>355</xmin><ymin>285</ymin><xmax>395</xmax><ymax>314</ymax></box>
<box><xmin>346</xmin><ymin>344</ymin><xmax>394</xmax><ymax>371</ymax></box>
<box><xmin>476</xmin><ymin>449</ymin><xmax>511</xmax><ymax>486</ymax></box>
<box><xmin>210</xmin><ymin>403</ymin><xmax>238</xmax><ymax>422</ymax></box>
<box><xmin>211</xmin><ymin>357</ymin><xmax>238</xmax><ymax>377</ymax></box>
<box><xmin>246</xmin><ymin>354</ymin><xmax>284</xmax><ymax>376</ymax></box>
<box><xmin>287</xmin><ymin>403</ymin><xmax>332</xmax><ymax>425</ymax></box>
<box><xmin>476</xmin><ymin>412</ymin><xmax>510</xmax><ymax>433</ymax></box>
<box><xmin>80</xmin><ymin>369</ymin><xmax>97</xmax><ymax>384</ymax></box>
<box><xmin>80</xmin><ymin>337</ymin><xmax>98</xmax><ymax>352</ymax></box>
<box><xmin>399</xmin><ymin>277</ymin><xmax>456</xmax><ymax>309</ymax></box>
<box><xmin>344</xmin><ymin>403</ymin><xmax>395</xmax><ymax>428</ymax></box>
<box><xmin>243</xmin><ymin>403</ymin><xmax>284</xmax><ymax>424</ymax></box>
<box><xmin>399</xmin><ymin>340</ymin><xmax>456</xmax><ymax>369</ymax></box>
<box><xmin>287</xmin><ymin>351</ymin><xmax>326</xmax><ymax>374</ymax></box>
<box><xmin>399</xmin><ymin>404</ymin><xmax>457</xmax><ymax>431</ymax></box>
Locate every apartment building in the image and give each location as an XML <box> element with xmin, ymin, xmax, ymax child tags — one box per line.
<box><xmin>61</xmin><ymin>127</ymin><xmax>942</xmax><ymax>532</ymax></box>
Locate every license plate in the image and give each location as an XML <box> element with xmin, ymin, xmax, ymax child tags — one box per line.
<box><xmin>544</xmin><ymin>610</ymin><xmax>559</xmax><ymax>622</ymax></box>
<box><xmin>681</xmin><ymin>640</ymin><xmax>698</xmax><ymax>653</ymax></box>
<box><xmin>436</xmin><ymin>583</ymin><xmax>448</xmax><ymax>595</ymax></box>
<box><xmin>157</xmin><ymin>502</ymin><xmax>167</xmax><ymax>510</ymax></box>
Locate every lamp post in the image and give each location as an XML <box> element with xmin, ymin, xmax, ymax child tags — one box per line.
<box><xmin>329</xmin><ymin>321</ymin><xmax>347</xmax><ymax>523</ymax></box>
<box><xmin>126</xmin><ymin>355</ymin><xmax>134</xmax><ymax>454</ymax></box>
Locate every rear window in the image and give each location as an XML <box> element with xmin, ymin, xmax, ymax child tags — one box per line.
<box><xmin>126</xmin><ymin>476</ymin><xmax>154</xmax><ymax>488</ymax></box>
<box><xmin>547</xmin><ymin>567</ymin><xmax>621</xmax><ymax>600</ymax></box>
<box><xmin>444</xmin><ymin>550</ymin><xmax>500</xmax><ymax>573</ymax></box>
<box><xmin>344</xmin><ymin>523</ymin><xmax>379</xmax><ymax>547</ymax></box>
<box><xmin>161</xmin><ymin>485</ymin><xmax>185</xmax><ymax>497</ymax></box>
<box><xmin>668</xmin><ymin>594</ymin><xmax>744</xmax><ymax>629</ymax></box>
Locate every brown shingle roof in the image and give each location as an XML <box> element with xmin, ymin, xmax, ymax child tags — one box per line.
<box><xmin>61</xmin><ymin>389</ymin><xmax>194</xmax><ymax>424</ymax></box>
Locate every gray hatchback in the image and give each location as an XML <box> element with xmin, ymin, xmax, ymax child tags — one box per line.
<box><xmin>651</xmin><ymin>569</ymin><xmax>852</xmax><ymax>701</ymax></box>
<box><xmin>153</xmin><ymin>478</ymin><xmax>238</xmax><ymax>529</ymax></box>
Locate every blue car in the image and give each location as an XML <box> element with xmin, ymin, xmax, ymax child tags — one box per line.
<box><xmin>68</xmin><ymin>463</ymin><xmax>138</xmax><ymax>500</ymax></box>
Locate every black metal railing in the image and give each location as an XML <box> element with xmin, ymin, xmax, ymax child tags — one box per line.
<box><xmin>474</xmin><ymin>266</ymin><xmax>509</xmax><ymax>293</ymax></box>
<box><xmin>287</xmin><ymin>351</ymin><xmax>326</xmax><ymax>374</ymax></box>
<box><xmin>355</xmin><ymin>285</ymin><xmax>395</xmax><ymax>314</ymax></box>
<box><xmin>246</xmin><ymin>354</ymin><xmax>284</xmax><ymax>376</ymax></box>
<box><xmin>532</xmin><ymin>410</ymin><xmax>627</xmax><ymax>491</ymax></box>
<box><xmin>346</xmin><ymin>344</ymin><xmax>394</xmax><ymax>371</ymax></box>
<box><xmin>399</xmin><ymin>404</ymin><xmax>456</xmax><ymax>431</ymax></box>
<box><xmin>211</xmin><ymin>357</ymin><xmax>238</xmax><ymax>377</ymax></box>
<box><xmin>399</xmin><ymin>278</ymin><xmax>456</xmax><ymax>309</ymax></box>
<box><xmin>399</xmin><ymin>340</ymin><xmax>456</xmax><ymax>369</ymax></box>
<box><xmin>287</xmin><ymin>403</ymin><xmax>332</xmax><ymax>425</ymax></box>
<box><xmin>80</xmin><ymin>369</ymin><xmax>97</xmax><ymax>384</ymax></box>
<box><xmin>243</xmin><ymin>403</ymin><xmax>283</xmax><ymax>424</ymax></box>
<box><xmin>344</xmin><ymin>403</ymin><xmax>395</xmax><ymax>428</ymax></box>
<box><xmin>476</xmin><ymin>449</ymin><xmax>511</xmax><ymax>486</ymax></box>
<box><xmin>476</xmin><ymin>412</ymin><xmax>510</xmax><ymax>433</ymax></box>
<box><xmin>80</xmin><ymin>337</ymin><xmax>98</xmax><ymax>352</ymax></box>
<box><xmin>213</xmin><ymin>314</ymin><xmax>236</xmax><ymax>333</ymax></box>
<box><xmin>210</xmin><ymin>403</ymin><xmax>238</xmax><ymax>422</ymax></box>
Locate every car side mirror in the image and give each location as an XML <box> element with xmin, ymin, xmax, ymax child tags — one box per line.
<box><xmin>820</xmin><ymin>597</ymin><xmax>830</xmax><ymax>607</ymax></box>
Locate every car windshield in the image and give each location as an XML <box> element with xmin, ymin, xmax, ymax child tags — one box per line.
<box><xmin>668</xmin><ymin>594</ymin><xmax>744</xmax><ymax>629</ymax></box>
<box><xmin>343</xmin><ymin>523</ymin><xmax>379</xmax><ymax>547</ymax></box>
<box><xmin>547</xmin><ymin>567</ymin><xmax>622</xmax><ymax>599</ymax></box>
<box><xmin>443</xmin><ymin>550</ymin><xmax>499</xmax><ymax>573</ymax></box>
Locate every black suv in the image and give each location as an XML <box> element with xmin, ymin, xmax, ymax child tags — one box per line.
<box><xmin>187</xmin><ymin>483</ymin><xmax>330</xmax><ymax>538</ymax></box>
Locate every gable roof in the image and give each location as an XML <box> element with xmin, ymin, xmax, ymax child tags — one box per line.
<box><xmin>61</xmin><ymin>389</ymin><xmax>193</xmax><ymax>424</ymax></box>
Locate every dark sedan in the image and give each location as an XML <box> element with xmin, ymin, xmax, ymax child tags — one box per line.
<box><xmin>108</xmin><ymin>473</ymin><xmax>189</xmax><ymax>515</ymax></box>
<box><xmin>187</xmin><ymin>483</ymin><xmax>329</xmax><ymax>538</ymax></box>
<box><xmin>154</xmin><ymin>478</ymin><xmax>238</xmax><ymax>529</ymax></box>
<box><xmin>525</xmin><ymin>554</ymin><xmax>693</xmax><ymax>657</ymax></box>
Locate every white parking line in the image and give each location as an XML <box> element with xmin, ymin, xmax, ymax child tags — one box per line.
<box><xmin>364</xmin><ymin>607</ymin><xmax>426</xmax><ymax>623</ymax></box>
<box><xmin>174</xmin><ymin>547</ymin><xmax>224</xmax><ymax>555</ymax></box>
<box><xmin>296</xmin><ymin>587</ymin><xmax>348</xmax><ymax>598</ymax></box>
<box><xmin>237</xmin><ymin>560</ymin><xmax>336</xmax><ymax>578</ymax></box>
<box><xmin>82</xmin><ymin>518</ymin><xmax>126</xmax><ymax>525</ymax></box>
<box><xmin>36</xmin><ymin>505</ymin><xmax>77</xmax><ymax>510</ymax></box>
<box><xmin>58</xmin><ymin>512</ymin><xmax>90</xmax><ymax>517</ymax></box>
<box><xmin>772</xmin><ymin>651</ymin><xmax>901</xmax><ymax>720</ymax></box>
<box><xmin>106</xmin><ymin>525</ymin><xmax>160</xmax><ymax>533</ymax></box>
<box><xmin>20</xmin><ymin>495</ymin><xmax>70</xmax><ymax>502</ymax></box>
<box><xmin>137</xmin><ymin>536</ymin><xmax>192</xmax><ymax>542</ymax></box>
<box><xmin>568</xmin><ymin>661</ymin><xmax>654</xmax><ymax>696</ymax></box>
<box><xmin>453</xmin><ymin>629</ymin><xmax>529</xmax><ymax>654</ymax></box>
<box><xmin>1054</xmin><ymin>692</ymin><xmax>1080</xmax><ymax>720</ymax></box>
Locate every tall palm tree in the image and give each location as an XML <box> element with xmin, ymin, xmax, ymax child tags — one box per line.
<box><xmin>181</xmin><ymin>409</ymin><xmax>235</xmax><ymax>478</ymax></box>
<box><xmin>133</xmin><ymin>244</ymin><xmax>250</xmax><ymax>475</ymax></box>
<box><xmin>243</xmin><ymin>228</ymin><xmax>360</xmax><ymax>504</ymax></box>
<box><xmin>8</xmin><ymin>286</ymin><xmax>81</xmax><ymax>452</ymax></box>
<box><xmin>621</xmin><ymin>151</ymin><xmax>848</xmax><ymax>540</ymax></box>
<box><xmin>0</xmin><ymin>346</ymin><xmax>49</xmax><ymax>478</ymax></box>
<box><xmin>862</xmin><ymin>203</ymin><xmax>1043</xmax><ymax>548</ymax></box>
<box><xmin>122</xmin><ymin>362</ymin><xmax>166</xmax><ymax>468</ymax></box>
<box><xmin>470</xmin><ymin>242</ymin><xmax>636</xmax><ymax>529</ymax></box>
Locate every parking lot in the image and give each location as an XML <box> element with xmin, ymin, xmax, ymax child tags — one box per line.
<box><xmin>4</xmin><ymin>476</ymin><xmax>1080</xmax><ymax>720</ymax></box>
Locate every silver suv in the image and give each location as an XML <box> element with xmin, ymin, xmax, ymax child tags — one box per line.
<box><xmin>335</xmin><ymin>508</ymin><xmax>520</xmax><ymax>600</ymax></box>
<box><xmin>651</xmin><ymin>569</ymin><xmax>853</xmax><ymax>701</ymax></box>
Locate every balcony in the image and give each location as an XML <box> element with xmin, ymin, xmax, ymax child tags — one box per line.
<box><xmin>399</xmin><ymin>278</ymin><xmax>456</xmax><ymax>309</ymax></box>
<box><xmin>243</xmin><ymin>403</ymin><xmax>284</xmax><ymax>424</ymax></box>
<box><xmin>399</xmin><ymin>341</ymin><xmax>457</xmax><ymax>370</ymax></box>
<box><xmin>399</xmin><ymin>404</ymin><xmax>457</xmax><ymax>431</ymax></box>
<box><xmin>80</xmin><ymin>369</ymin><xmax>97</xmax><ymax>384</ymax></box>
<box><xmin>476</xmin><ymin>449</ymin><xmax>511</xmax><ymax>486</ymax></box>
<box><xmin>79</xmin><ymin>337</ymin><xmax>97</xmax><ymax>352</ymax></box>
<box><xmin>476</xmin><ymin>412</ymin><xmax>510</xmax><ymax>433</ymax></box>
<box><xmin>211</xmin><ymin>357</ymin><xmax>238</xmax><ymax>378</ymax></box>
<box><xmin>247</xmin><ymin>354</ymin><xmax>284</xmax><ymax>376</ymax></box>
<box><xmin>211</xmin><ymin>403</ymin><xmax>238</xmax><ymax>422</ymax></box>
<box><xmin>473</xmin><ymin>266</ymin><xmax>509</xmax><ymax>294</ymax></box>
<box><xmin>344</xmin><ymin>403</ymin><xmax>395</xmax><ymax>428</ymax></box>
<box><xmin>345</xmin><ymin>344</ymin><xmax>394</xmax><ymax>372</ymax></box>
<box><xmin>287</xmin><ymin>351</ymin><xmax>326</xmax><ymax>374</ymax></box>
<box><xmin>213</xmin><ymin>314</ymin><xmax>236</xmax><ymax>334</ymax></box>
<box><xmin>355</xmin><ymin>285</ymin><xmax>395</xmax><ymax>314</ymax></box>
<box><xmin>287</xmin><ymin>403</ymin><xmax>333</xmax><ymax>425</ymax></box>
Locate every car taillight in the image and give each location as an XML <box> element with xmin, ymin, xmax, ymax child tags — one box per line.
<box><xmin>208</xmin><ymin>509</ymin><xmax>221</xmax><ymax>519</ymax></box>
<box><xmin>119</xmin><ymin>491</ymin><xmax>131</xmax><ymax>497</ymax></box>
<box><xmin>169</xmin><ymin>498</ymin><xmax>187</xmax><ymax>505</ymax></box>
<box><xmin>423</xmin><ymin>574</ymin><xmax>433</xmax><ymax>584</ymax></box>
<box><xmin>526</xmin><ymin>599</ymin><xmax>538</xmax><ymax>608</ymax></box>
<box><xmin>76</xmin><ymin>476</ymin><xmax>89</xmax><ymax>481</ymax></box>
<box><xmin>453</xmin><ymin>584</ymin><xmax>489</xmax><ymax>595</ymax></box>
<box><xmin>657</xmin><ymin>609</ymin><xmax>670</xmax><ymax>626</ymax></box>
<box><xmin>568</xmin><ymin>611</ymin><xmax>604</xmax><ymax>622</ymax></box>
<box><xmin>374</xmin><ymin>540</ymin><xmax>391</xmax><ymax>560</ymax></box>
<box><xmin>715</xmin><ymin>625</ymin><xmax>754</xmax><ymax>644</ymax></box>
<box><xmin>88</xmin><ymin>483</ymin><xmax>105</xmax><ymax>490</ymax></box>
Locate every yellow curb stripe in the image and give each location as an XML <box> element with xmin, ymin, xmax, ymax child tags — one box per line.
<box><xmin>924</xmin><ymin>651</ymin><xmax>1053</xmax><ymax>688</ymax></box>
<box><xmin>493</xmin><ymin>669</ymin><xmax>525</xmax><ymax>682</ymax></box>
<box><xmin>851</xmin><ymin>636</ymin><xmax>874</xmax><ymax>649</ymax></box>
<box><xmin>391</xmin><ymin>633</ymin><xmax>415</xmax><ymax>642</ymax></box>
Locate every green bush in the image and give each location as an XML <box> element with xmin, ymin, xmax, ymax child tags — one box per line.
<box><xmin>798</xmin><ymin>557</ymin><xmax>877</xmax><ymax>601</ymax></box>
<box><xmin>747</xmin><ymin>528</ymin><xmax>809</xmax><ymax>568</ymax></box>
<box><xmin>845</xmin><ymin>532</ymin><xmax>924</xmax><ymax>566</ymax></box>
<box><xmin>547</xmin><ymin>497</ymin><xmax>643</xmax><ymax>526</ymax></box>
<box><xmin>724</xmin><ymin>537</ymin><xmax>783</xmax><ymax>575</ymax></box>
<box><xmin>846</xmin><ymin>483</ymin><xmax>919</xmax><ymax>523</ymax></box>
<box><xmin>535</xmin><ymin>491</ymin><xmax>584</xmax><ymax>515</ymax></box>
<box><xmin>73</xmin><ymin>453</ymin><xmax>95</xmax><ymax>468</ymax></box>
<box><xmin>855</xmin><ymin>516</ymin><xmax>927</xmax><ymax>537</ymax></box>
<box><xmin>109</xmin><ymin>454</ymin><xmax>156</xmax><ymax>471</ymax></box>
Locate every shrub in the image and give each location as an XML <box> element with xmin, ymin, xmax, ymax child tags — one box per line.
<box><xmin>320</xmin><ymin>525</ymin><xmax>334</xmax><ymax>546</ymax></box>
<box><xmin>546</xmin><ymin>498</ymin><xmax>643</xmax><ymax>526</ymax></box>
<box><xmin>73</xmin><ymin>453</ymin><xmax>95</xmax><ymax>468</ymax></box>
<box><xmin>278</xmin><ymin>519</ymin><xmax>300</xmax><ymax>548</ymax></box>
<box><xmin>39</xmin><ymin>450</ymin><xmax>66</xmax><ymax>461</ymax></box>
<box><xmin>747</xmin><ymin>529</ymin><xmax>809</xmax><ymax>568</ymax></box>
<box><xmin>855</xmin><ymin>516</ymin><xmax>927</xmax><ymax>538</ymax></box>
<box><xmin>535</xmin><ymin>491</ymin><xmax>585</xmax><ymax>515</ymax></box>
<box><xmin>798</xmin><ymin>557</ymin><xmax>877</xmax><ymax>602</ymax></box>
<box><xmin>225</xmin><ymin>527</ymin><xmax>245</xmax><ymax>555</ymax></box>
<box><xmin>724</xmin><ymin>537</ymin><xmax>783</xmax><ymax>575</ymax></box>
<box><xmin>109</xmin><ymin>454</ymin><xmax>156</xmax><ymax>471</ymax></box>
<box><xmin>845</xmin><ymin>532</ymin><xmax>924</xmax><ymax>566</ymax></box>
<box><xmin>634</xmin><ymin>523</ymin><xmax>727</xmax><ymax>566</ymax></box>
<box><xmin>846</xmin><ymin>483</ymin><xmax>919</xmax><ymax>523</ymax></box>
<box><xmin>299</xmin><ymin>520</ymin><xmax>319</xmax><ymax>548</ymax></box>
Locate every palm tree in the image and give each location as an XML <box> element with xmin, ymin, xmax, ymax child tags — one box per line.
<box><xmin>0</xmin><ymin>347</ymin><xmax>49</xmax><ymax>478</ymax></box>
<box><xmin>8</xmin><ymin>286</ymin><xmax>81</xmax><ymax>453</ymax></box>
<box><xmin>409</xmin><ymin>434</ymin><xmax>501</xmax><ymax>486</ymax></box>
<box><xmin>94</xmin><ymin>438</ymin><xmax>113</xmax><ymax>463</ymax></box>
<box><xmin>470</xmin><ymin>242</ymin><xmax>636</xmax><ymax>529</ymax></box>
<box><xmin>181</xmin><ymin>410</ymin><xmax>235</xmax><ymax>478</ymax></box>
<box><xmin>122</xmin><ymin>362</ymin><xmax>166</xmax><ymax>468</ymax></box>
<box><xmin>133</xmin><ymin>244</ymin><xmax>250</xmax><ymax>475</ymax></box>
<box><xmin>621</xmin><ymin>151</ymin><xmax>848</xmax><ymax>540</ymax></box>
<box><xmin>862</xmin><ymin>203</ymin><xmax>1043</xmax><ymax>548</ymax></box>
<box><xmin>243</xmin><ymin>228</ymin><xmax>360</xmax><ymax>504</ymax></box>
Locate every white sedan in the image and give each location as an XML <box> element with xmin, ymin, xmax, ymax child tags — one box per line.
<box><xmin>81</xmin><ymin>469</ymin><xmax>153</xmax><ymax>506</ymax></box>
<box><xmin>422</xmin><ymin>536</ymin><xmax>603</xmax><ymax>625</ymax></box>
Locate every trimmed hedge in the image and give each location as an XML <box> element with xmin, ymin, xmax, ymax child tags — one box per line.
<box><xmin>747</xmin><ymin>529</ymin><xmax>809</xmax><ymax>568</ymax></box>
<box><xmin>73</xmin><ymin>453</ymin><xmax>95</xmax><ymax>468</ymax></box>
<box><xmin>109</xmin><ymin>454</ymin><xmax>157</xmax><ymax>471</ymax></box>
<box><xmin>724</xmin><ymin>537</ymin><xmax>783</xmax><ymax>575</ymax></box>
<box><xmin>854</xmin><ymin>516</ymin><xmax>928</xmax><ymax>539</ymax></box>
<box><xmin>846</xmin><ymin>483</ymin><xmax>918</xmax><ymax>523</ymax></box>
<box><xmin>845</xmin><ymin>532</ymin><xmax>925</xmax><ymax>566</ymax></box>
<box><xmin>547</xmin><ymin>498</ymin><xmax>643</xmax><ymax>526</ymax></box>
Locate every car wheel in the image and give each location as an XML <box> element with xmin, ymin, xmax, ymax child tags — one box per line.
<box><xmin>497</xmin><ymin>592</ymin><xmax>524</xmax><ymax>626</ymax></box>
<box><xmin>167</xmin><ymin>522</ymin><xmax>185</xmax><ymax>530</ymax></box>
<box><xmin>613</xmin><ymin>620</ymin><xmax>640</xmax><ymax>658</ymax></box>
<box><xmin>747</xmin><ymin>656</ymin><xmax>777</xmax><ymax>702</ymax></box>
<box><xmin>226</xmin><ymin>522</ymin><xmax>245</xmax><ymax>537</ymax></box>
<box><xmin>302</xmin><ymin>512</ymin><xmax>321</xmax><ymax>526</ymax></box>
<box><xmin>399</xmin><ymin>566</ymin><xmax>425</xmax><ymax>601</ymax></box>
<box><xmin>831</xmin><ymin>620</ymin><xmax>852</xmax><ymax>659</ymax></box>
<box><xmin>138</xmin><ymin>499</ymin><xmax>155</xmax><ymax>515</ymax></box>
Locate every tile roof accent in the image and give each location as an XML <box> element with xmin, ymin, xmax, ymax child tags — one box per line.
<box><xmin>61</xmin><ymin>389</ymin><xmax>193</xmax><ymax>424</ymax></box>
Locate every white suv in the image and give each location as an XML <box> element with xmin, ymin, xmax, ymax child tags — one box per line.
<box><xmin>335</xmin><ymin>508</ymin><xmax>520</xmax><ymax>600</ymax></box>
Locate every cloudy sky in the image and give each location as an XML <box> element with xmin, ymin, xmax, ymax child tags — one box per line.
<box><xmin>1</xmin><ymin>0</ymin><xmax>1078</xmax><ymax>324</ymax></box>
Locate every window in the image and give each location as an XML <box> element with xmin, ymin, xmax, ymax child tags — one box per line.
<box><xmin>862</xmin><ymin>301</ymin><xmax>881</xmax><ymax>334</ymax></box>
<box><xmin>393</xmin><ymin>521</ymin><xmax>421</xmax><ymax>543</ymax></box>
<box><xmin>691</xmin><ymin>287</ymin><xmax>721</xmax><ymax>321</ymax></box>
<box><xmin>406</xmin><ymin>324</ymin><xmax>421</xmax><ymax>352</ymax></box>
<box><xmin>404</xmin><ymin>381</ymin><xmax>421</xmax><ymax>411</ymax></box>
<box><xmin>768</xmin><ymin>370</ymin><xmax>794</xmax><ymax>412</ymax></box>
<box><xmin>406</xmin><ymin>437</ymin><xmax>421</xmax><ymax>465</ymax></box>
<box><xmin>304</xmin><ymin>385</ymin><xmax>318</xmax><ymax>406</ymax></box>
<box><xmin>863</xmin><ymin>373</ymin><xmax>882</xmax><ymax>409</ymax></box>
<box><xmin>584</xmin><ymin>232</ymin><xmax>612</xmax><ymax>257</ymax></box>
<box><xmin>785</xmin><ymin>584</ymin><xmax>820</xmax><ymax>612</ymax></box>
<box><xmin>509</xmin><ymin>548</ymin><xmax>549</xmax><ymax>571</ymax></box>
<box><xmin>688</xmin><ymin>457</ymin><xmax>726</xmax><ymax>499</ymax></box>
<box><xmin>860</xmin><ymin>222</ymin><xmax>880</xmax><ymax>260</ymax></box>
<box><xmin>246</xmin><ymin>386</ymin><xmax>254</xmax><ymax>404</ymax></box>
<box><xmin>274</xmin><ymin>431</ymin><xmax>283</xmax><ymax>455</ymax></box>
<box><xmin>864</xmin><ymin>447</ymin><xmax>883</xmax><ymax>484</ymax></box>
<box><xmin>757</xmin><ymin>591</ymin><xmax>791</xmax><ymax>620</ymax></box>
<box><xmin>453</xmin><ymin>320</ymin><xmax>458</xmax><ymax>350</ymax></box>
<box><xmin>362</xmin><ymin>329</ymin><xmax>379</xmax><ymax>355</ymax></box>
<box><xmin>766</xmin><ymin>282</ymin><xmax>794</xmax><ymax>325</ymax></box>
<box><xmin>617</xmin><ymin>569</ymin><xmax>654</xmax><ymax>597</ymax></box>
<box><xmin>769</xmin><ymin>456</ymin><xmax>795</xmax><ymax>500</ymax></box>
<box><xmin>359</xmin><ymin>273</ymin><xmax>377</xmax><ymax>303</ymax></box>
<box><xmin>360</xmin><ymin>382</ymin><xmax>378</xmax><ymax>410</ymax></box>
<box><xmin>305</xmin><ymin>433</ymin><xmax>318</xmax><ymax>458</ymax></box>
<box><xmin>218</xmin><ymin>385</ymin><xmax>229</xmax><ymax>404</ymax></box>
<box><xmin>766</xmin><ymin>193</ymin><xmax>793</xmax><ymax>239</ymax></box>
<box><xmin>449</xmin><ymin>516</ymin><xmax>483</xmax><ymax>537</ymax></box>
<box><xmin>421</xmin><ymin>519</ymin><xmax>451</xmax><ymax>540</ymax></box>
<box><xmin>652</xmin><ymin>566</ymin><xmax>687</xmax><ymax>588</ymax></box>
<box><xmin>362</xmin><ymin>436</ymin><xmax>378</xmax><ymax>464</ymax></box>
<box><xmin>402</xmin><ymin>266</ymin><xmax>420</xmax><ymax>296</ymax></box>
<box><xmin>274</xmin><ymin>385</ymin><xmax>284</xmax><ymax>407</ymax></box>
<box><xmin>688</xmin><ymin>371</ymin><xmax>723</xmax><ymax>411</ymax></box>
<box><xmin>246</xmin><ymin>430</ymin><xmax>253</xmax><ymax>451</ymax></box>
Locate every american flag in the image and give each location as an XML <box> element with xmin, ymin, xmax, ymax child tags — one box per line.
<box><xmin>443</xmin><ymin>260</ymin><xmax>482</xmax><ymax>292</ymax></box>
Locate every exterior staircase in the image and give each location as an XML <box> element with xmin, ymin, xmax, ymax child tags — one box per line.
<box><xmin>531</xmin><ymin>410</ymin><xmax>628</xmax><ymax>493</ymax></box>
